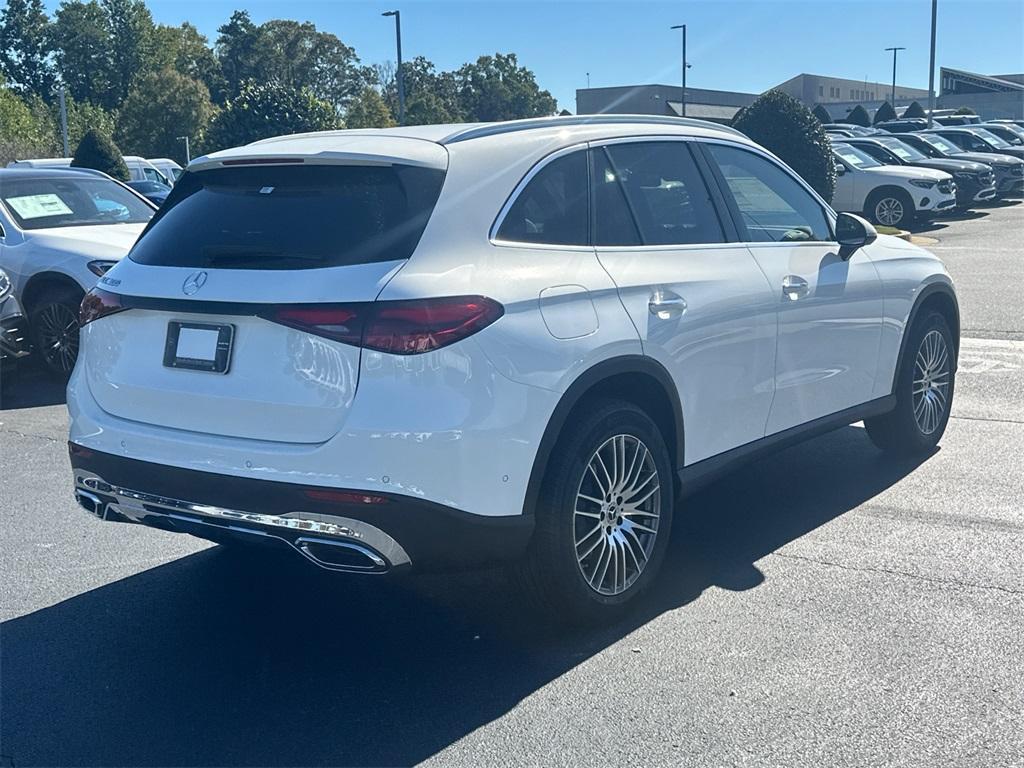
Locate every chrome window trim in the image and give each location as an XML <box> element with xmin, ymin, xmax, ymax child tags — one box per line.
<box><xmin>489</xmin><ymin>142</ymin><xmax>591</xmax><ymax>248</ymax></box>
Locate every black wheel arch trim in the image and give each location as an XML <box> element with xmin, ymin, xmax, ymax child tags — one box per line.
<box><xmin>890</xmin><ymin>281</ymin><xmax>960</xmax><ymax>393</ymax></box>
<box><xmin>23</xmin><ymin>271</ymin><xmax>85</xmax><ymax>310</ymax></box>
<box><xmin>522</xmin><ymin>354</ymin><xmax>685</xmax><ymax>517</ymax></box>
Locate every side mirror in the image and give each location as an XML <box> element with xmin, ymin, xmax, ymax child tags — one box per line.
<box><xmin>835</xmin><ymin>212</ymin><xmax>877</xmax><ymax>260</ymax></box>
<box><xmin>835</xmin><ymin>162</ymin><xmax>846</xmax><ymax>176</ymax></box>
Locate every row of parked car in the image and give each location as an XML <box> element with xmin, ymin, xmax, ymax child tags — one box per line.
<box><xmin>824</xmin><ymin>119</ymin><xmax>1024</xmax><ymax>228</ymax></box>
<box><xmin>6</xmin><ymin>155</ymin><xmax>182</xmax><ymax>206</ymax></box>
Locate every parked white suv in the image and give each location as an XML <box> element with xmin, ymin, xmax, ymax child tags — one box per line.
<box><xmin>0</xmin><ymin>168</ymin><xmax>155</xmax><ymax>376</ymax></box>
<box><xmin>831</xmin><ymin>142</ymin><xmax>957</xmax><ymax>228</ymax></box>
<box><xmin>67</xmin><ymin>116</ymin><xmax>959</xmax><ymax>621</ymax></box>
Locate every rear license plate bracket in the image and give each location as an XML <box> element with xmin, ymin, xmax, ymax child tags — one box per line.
<box><xmin>163</xmin><ymin>321</ymin><xmax>234</xmax><ymax>374</ymax></box>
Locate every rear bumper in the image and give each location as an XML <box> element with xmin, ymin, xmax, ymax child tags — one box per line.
<box><xmin>69</xmin><ymin>444</ymin><xmax>534</xmax><ymax>573</ymax></box>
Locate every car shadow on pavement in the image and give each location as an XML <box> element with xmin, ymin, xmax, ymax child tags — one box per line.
<box><xmin>0</xmin><ymin>425</ymin><xmax>933</xmax><ymax>767</ymax></box>
<box><xmin>0</xmin><ymin>360</ymin><xmax>66</xmax><ymax>410</ymax></box>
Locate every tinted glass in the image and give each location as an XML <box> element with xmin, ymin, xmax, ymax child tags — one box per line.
<box><xmin>0</xmin><ymin>175</ymin><xmax>154</xmax><ymax>230</ymax></box>
<box><xmin>497</xmin><ymin>151</ymin><xmax>588</xmax><ymax>245</ymax></box>
<box><xmin>969</xmin><ymin>128</ymin><xmax>1013</xmax><ymax>149</ymax></box>
<box><xmin>602</xmin><ymin>142</ymin><xmax>723</xmax><ymax>245</ymax></box>
<box><xmin>879</xmin><ymin>138</ymin><xmax>927</xmax><ymax>161</ymax></box>
<box><xmin>857</xmin><ymin>144</ymin><xmax>895</xmax><ymax>163</ymax></box>
<box><xmin>922</xmin><ymin>134</ymin><xmax>962</xmax><ymax>155</ymax></box>
<box><xmin>709</xmin><ymin>144</ymin><xmax>831</xmax><ymax>243</ymax></box>
<box><xmin>591</xmin><ymin>149</ymin><xmax>640</xmax><ymax>246</ymax></box>
<box><xmin>130</xmin><ymin>164</ymin><xmax>445</xmax><ymax>269</ymax></box>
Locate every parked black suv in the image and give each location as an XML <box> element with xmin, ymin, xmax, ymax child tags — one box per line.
<box><xmin>901</xmin><ymin>132</ymin><xmax>1024</xmax><ymax>196</ymax></box>
<box><xmin>928</xmin><ymin>127</ymin><xmax>1024</xmax><ymax>162</ymax></box>
<box><xmin>876</xmin><ymin>118</ymin><xmax>929</xmax><ymax>133</ymax></box>
<box><xmin>843</xmin><ymin>136</ymin><xmax>997</xmax><ymax>206</ymax></box>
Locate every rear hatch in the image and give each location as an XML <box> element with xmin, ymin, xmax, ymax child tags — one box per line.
<box><xmin>83</xmin><ymin>147</ymin><xmax>447</xmax><ymax>443</ymax></box>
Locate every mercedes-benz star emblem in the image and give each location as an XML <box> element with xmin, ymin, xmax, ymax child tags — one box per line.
<box><xmin>182</xmin><ymin>271</ymin><xmax>208</xmax><ymax>296</ymax></box>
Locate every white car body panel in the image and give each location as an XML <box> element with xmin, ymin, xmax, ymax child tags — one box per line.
<box><xmin>66</xmin><ymin>118</ymin><xmax>956</xmax><ymax>540</ymax></box>
<box><xmin>832</xmin><ymin>160</ymin><xmax>957</xmax><ymax>216</ymax></box>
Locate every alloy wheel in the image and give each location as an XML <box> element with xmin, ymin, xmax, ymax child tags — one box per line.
<box><xmin>875</xmin><ymin>197</ymin><xmax>905</xmax><ymax>227</ymax></box>
<box><xmin>913</xmin><ymin>329</ymin><xmax>951</xmax><ymax>435</ymax></box>
<box><xmin>37</xmin><ymin>302</ymin><xmax>80</xmax><ymax>374</ymax></box>
<box><xmin>573</xmin><ymin>434</ymin><xmax>661</xmax><ymax>596</ymax></box>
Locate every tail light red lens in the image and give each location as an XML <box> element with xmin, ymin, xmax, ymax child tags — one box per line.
<box><xmin>264</xmin><ymin>296</ymin><xmax>503</xmax><ymax>355</ymax></box>
<box><xmin>80</xmin><ymin>288</ymin><xmax>126</xmax><ymax>326</ymax></box>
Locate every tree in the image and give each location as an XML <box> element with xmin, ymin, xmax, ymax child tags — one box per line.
<box><xmin>455</xmin><ymin>53</ymin><xmax>556</xmax><ymax>121</ymax></box>
<box><xmin>844</xmin><ymin>104</ymin><xmax>872</xmax><ymax>127</ymax></box>
<box><xmin>873</xmin><ymin>100</ymin><xmax>897</xmax><ymax>125</ymax></box>
<box><xmin>204</xmin><ymin>81</ymin><xmax>339</xmax><ymax>151</ymax></box>
<box><xmin>377</xmin><ymin>56</ymin><xmax>463</xmax><ymax>124</ymax></box>
<box><xmin>904</xmin><ymin>100</ymin><xmax>926</xmax><ymax>119</ymax></box>
<box><xmin>955</xmin><ymin>106</ymin><xmax>976</xmax><ymax>115</ymax></box>
<box><xmin>732</xmin><ymin>89</ymin><xmax>836</xmax><ymax>202</ymax></box>
<box><xmin>166</xmin><ymin>22</ymin><xmax>226</xmax><ymax>103</ymax></box>
<box><xmin>0</xmin><ymin>79</ymin><xmax>58</xmax><ymax>165</ymax></box>
<box><xmin>71</xmin><ymin>127</ymin><xmax>129</xmax><ymax>180</ymax></box>
<box><xmin>812</xmin><ymin>103</ymin><xmax>832</xmax><ymax>123</ymax></box>
<box><xmin>0</xmin><ymin>0</ymin><xmax>55</xmax><ymax>99</ymax></box>
<box><xmin>60</xmin><ymin>94</ymin><xmax>115</xmax><ymax>152</ymax></box>
<box><xmin>102</xmin><ymin>0</ymin><xmax>158</xmax><ymax>103</ymax></box>
<box><xmin>345</xmin><ymin>86</ymin><xmax>394</xmax><ymax>129</ymax></box>
<box><xmin>117</xmin><ymin>68</ymin><xmax>214</xmax><ymax>162</ymax></box>
<box><xmin>215</xmin><ymin>10</ymin><xmax>267</xmax><ymax>99</ymax></box>
<box><xmin>51</xmin><ymin>0</ymin><xmax>115</xmax><ymax>106</ymax></box>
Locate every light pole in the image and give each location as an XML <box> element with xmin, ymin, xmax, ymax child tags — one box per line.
<box><xmin>382</xmin><ymin>10</ymin><xmax>405</xmax><ymax>125</ymax></box>
<box><xmin>177</xmin><ymin>135</ymin><xmax>190</xmax><ymax>163</ymax></box>
<box><xmin>927</xmin><ymin>0</ymin><xmax>938</xmax><ymax>127</ymax></box>
<box><xmin>670</xmin><ymin>24</ymin><xmax>690</xmax><ymax>117</ymax></box>
<box><xmin>885</xmin><ymin>46</ymin><xmax>906</xmax><ymax>104</ymax></box>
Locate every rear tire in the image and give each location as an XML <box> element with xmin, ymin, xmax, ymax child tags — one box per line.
<box><xmin>29</xmin><ymin>288</ymin><xmax>83</xmax><ymax>379</ymax></box>
<box><xmin>866</xmin><ymin>188</ymin><xmax>914</xmax><ymax>229</ymax></box>
<box><xmin>865</xmin><ymin>310</ymin><xmax>955</xmax><ymax>454</ymax></box>
<box><xmin>517</xmin><ymin>399</ymin><xmax>674</xmax><ymax>624</ymax></box>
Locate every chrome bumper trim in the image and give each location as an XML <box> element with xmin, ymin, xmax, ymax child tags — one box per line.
<box><xmin>73</xmin><ymin>471</ymin><xmax>411</xmax><ymax>573</ymax></box>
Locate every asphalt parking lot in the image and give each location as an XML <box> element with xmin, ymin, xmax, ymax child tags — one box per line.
<box><xmin>2</xmin><ymin>201</ymin><xmax>1023</xmax><ymax>767</ymax></box>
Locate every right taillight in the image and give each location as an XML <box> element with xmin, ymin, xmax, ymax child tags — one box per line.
<box><xmin>263</xmin><ymin>296</ymin><xmax>503</xmax><ymax>355</ymax></box>
<box><xmin>80</xmin><ymin>288</ymin><xmax>126</xmax><ymax>326</ymax></box>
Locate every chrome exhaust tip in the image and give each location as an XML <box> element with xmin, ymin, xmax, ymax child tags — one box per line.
<box><xmin>75</xmin><ymin>489</ymin><xmax>106</xmax><ymax>519</ymax></box>
<box><xmin>294</xmin><ymin>536</ymin><xmax>390</xmax><ymax>573</ymax></box>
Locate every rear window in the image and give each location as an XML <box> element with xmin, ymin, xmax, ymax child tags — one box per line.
<box><xmin>130</xmin><ymin>163</ymin><xmax>445</xmax><ymax>269</ymax></box>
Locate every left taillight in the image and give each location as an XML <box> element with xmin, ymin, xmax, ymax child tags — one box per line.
<box><xmin>80</xmin><ymin>288</ymin><xmax>126</xmax><ymax>327</ymax></box>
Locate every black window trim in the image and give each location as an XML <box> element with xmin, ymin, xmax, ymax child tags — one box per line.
<box><xmin>588</xmin><ymin>136</ymin><xmax>740</xmax><ymax>249</ymax></box>
<box><xmin>693</xmin><ymin>138</ymin><xmax>838</xmax><ymax>245</ymax></box>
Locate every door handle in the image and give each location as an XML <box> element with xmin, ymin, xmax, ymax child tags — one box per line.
<box><xmin>649</xmin><ymin>290</ymin><xmax>687</xmax><ymax>319</ymax></box>
<box><xmin>781</xmin><ymin>275</ymin><xmax>810</xmax><ymax>301</ymax></box>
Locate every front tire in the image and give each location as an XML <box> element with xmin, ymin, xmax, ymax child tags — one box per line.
<box><xmin>29</xmin><ymin>288</ymin><xmax>83</xmax><ymax>379</ymax></box>
<box><xmin>865</xmin><ymin>310</ymin><xmax>955</xmax><ymax>454</ymax></box>
<box><xmin>866</xmin><ymin>188</ymin><xmax>914</xmax><ymax>229</ymax></box>
<box><xmin>518</xmin><ymin>399</ymin><xmax>674</xmax><ymax>624</ymax></box>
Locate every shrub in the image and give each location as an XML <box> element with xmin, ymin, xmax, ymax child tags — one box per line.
<box><xmin>844</xmin><ymin>104</ymin><xmax>872</xmax><ymax>127</ymax></box>
<box><xmin>903</xmin><ymin>100</ymin><xmax>926</xmax><ymax>119</ymax></box>
<box><xmin>204</xmin><ymin>81</ymin><xmax>339</xmax><ymax>152</ymax></box>
<box><xmin>812</xmin><ymin>103</ymin><xmax>832</xmax><ymax>124</ymax></box>
<box><xmin>732</xmin><ymin>89</ymin><xmax>836</xmax><ymax>201</ymax></box>
<box><xmin>71</xmin><ymin>128</ymin><xmax>129</xmax><ymax>180</ymax></box>
<box><xmin>873</xmin><ymin>101</ymin><xmax>897</xmax><ymax>124</ymax></box>
<box><xmin>955</xmin><ymin>106</ymin><xmax>976</xmax><ymax>116</ymax></box>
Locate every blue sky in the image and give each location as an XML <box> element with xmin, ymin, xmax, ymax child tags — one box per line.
<box><xmin>47</xmin><ymin>0</ymin><xmax>1024</xmax><ymax>110</ymax></box>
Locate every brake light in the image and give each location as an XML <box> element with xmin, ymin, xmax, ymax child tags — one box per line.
<box><xmin>264</xmin><ymin>296</ymin><xmax>503</xmax><ymax>355</ymax></box>
<box><xmin>80</xmin><ymin>288</ymin><xmax>126</xmax><ymax>326</ymax></box>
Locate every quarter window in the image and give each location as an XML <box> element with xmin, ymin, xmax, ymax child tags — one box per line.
<box><xmin>600</xmin><ymin>142</ymin><xmax>724</xmax><ymax>246</ymax></box>
<box><xmin>707</xmin><ymin>144</ymin><xmax>832</xmax><ymax>243</ymax></box>
<box><xmin>496</xmin><ymin>150</ymin><xmax>589</xmax><ymax>245</ymax></box>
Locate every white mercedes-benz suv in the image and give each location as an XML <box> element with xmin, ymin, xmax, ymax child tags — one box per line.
<box><xmin>67</xmin><ymin>116</ymin><xmax>958</xmax><ymax>621</ymax></box>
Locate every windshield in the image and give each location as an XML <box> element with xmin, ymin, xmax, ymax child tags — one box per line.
<box><xmin>834</xmin><ymin>145</ymin><xmax>881</xmax><ymax>169</ymax></box>
<box><xmin>879</xmin><ymin>138</ymin><xmax>926</xmax><ymax>162</ymax></box>
<box><xmin>130</xmin><ymin>163</ymin><xmax>446</xmax><ymax>270</ymax></box>
<box><xmin>985</xmin><ymin>126</ymin><xmax>1024</xmax><ymax>145</ymax></box>
<box><xmin>969</xmin><ymin>128</ymin><xmax>1013</xmax><ymax>149</ymax></box>
<box><xmin>0</xmin><ymin>175</ymin><xmax>154</xmax><ymax>230</ymax></box>
<box><xmin>922</xmin><ymin>134</ymin><xmax>962</xmax><ymax>155</ymax></box>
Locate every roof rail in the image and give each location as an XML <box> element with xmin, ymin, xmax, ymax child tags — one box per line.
<box><xmin>442</xmin><ymin>114</ymin><xmax>747</xmax><ymax>144</ymax></box>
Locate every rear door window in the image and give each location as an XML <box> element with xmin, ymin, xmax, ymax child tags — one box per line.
<box><xmin>496</xmin><ymin>150</ymin><xmax>589</xmax><ymax>246</ymax></box>
<box><xmin>602</xmin><ymin>142</ymin><xmax>724</xmax><ymax>246</ymax></box>
<box><xmin>130</xmin><ymin>163</ymin><xmax>445</xmax><ymax>269</ymax></box>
